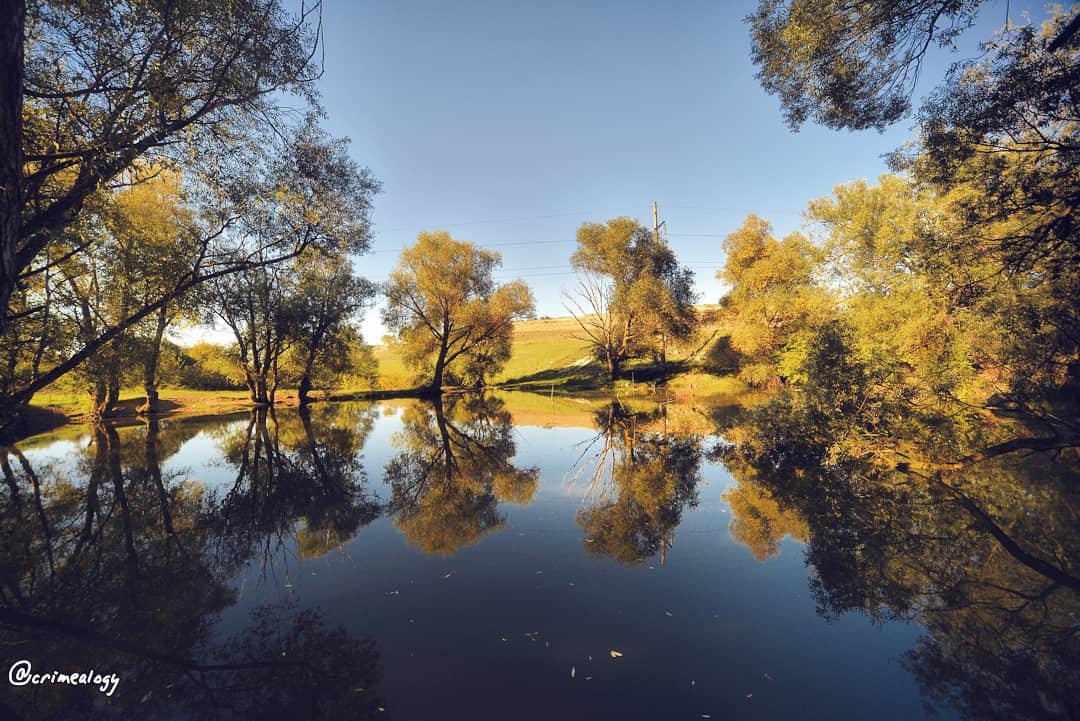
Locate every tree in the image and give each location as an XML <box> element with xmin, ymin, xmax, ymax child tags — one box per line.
<box><xmin>565</xmin><ymin>217</ymin><xmax>696</xmax><ymax>380</ymax></box>
<box><xmin>382</xmin><ymin>232</ymin><xmax>535</xmax><ymax>392</ymax></box>
<box><xmin>211</xmin><ymin>263</ymin><xmax>295</xmax><ymax>406</ymax></box>
<box><xmin>748</xmin><ymin>4</ymin><xmax>1080</xmax><ymax>409</ymax></box>
<box><xmin>286</xmin><ymin>254</ymin><xmax>376</xmax><ymax>405</ymax></box>
<box><xmin>0</xmin><ymin>1</ymin><xmax>380</xmax><ymax>437</ymax></box>
<box><xmin>2</xmin><ymin>0</ymin><xmax>325</xmax><ymax>336</ymax></box>
<box><xmin>749</xmin><ymin>0</ymin><xmax>986</xmax><ymax>131</ymax></box>
<box><xmin>718</xmin><ymin>214</ymin><xmax>833</xmax><ymax>385</ymax></box>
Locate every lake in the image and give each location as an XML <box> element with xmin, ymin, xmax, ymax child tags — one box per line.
<box><xmin>2</xmin><ymin>392</ymin><xmax>1077</xmax><ymax>720</ymax></box>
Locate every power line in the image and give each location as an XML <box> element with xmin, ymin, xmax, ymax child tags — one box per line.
<box><xmin>369</xmin><ymin>238</ymin><xmax>576</xmax><ymax>254</ymax></box>
<box><xmin>380</xmin><ymin>210</ymin><xmax>609</xmax><ymax>234</ymax></box>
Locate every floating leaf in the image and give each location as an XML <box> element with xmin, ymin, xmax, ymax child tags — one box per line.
<box><xmin>610</xmin><ymin>650</ymin><xmax>623</xmax><ymax>658</ymax></box>
<box><xmin>570</xmin><ymin>666</ymin><xmax>576</xmax><ymax>679</ymax></box>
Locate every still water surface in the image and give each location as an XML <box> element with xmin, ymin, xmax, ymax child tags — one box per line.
<box><xmin>2</xmin><ymin>393</ymin><xmax>1076</xmax><ymax>720</ymax></box>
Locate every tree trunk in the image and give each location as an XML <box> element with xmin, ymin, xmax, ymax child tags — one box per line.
<box><xmin>430</xmin><ymin>340</ymin><xmax>449</xmax><ymax>394</ymax></box>
<box><xmin>606</xmin><ymin>352</ymin><xmax>620</xmax><ymax>381</ymax></box>
<box><xmin>0</xmin><ymin>0</ymin><xmax>24</xmax><ymax>340</ymax></box>
<box><xmin>139</xmin><ymin>306</ymin><xmax>169</xmax><ymax>415</ymax></box>
<box><xmin>298</xmin><ymin>372</ymin><xmax>313</xmax><ymax>406</ymax></box>
<box><xmin>0</xmin><ymin>393</ymin><xmax>30</xmax><ymax>441</ymax></box>
<box><xmin>252</xmin><ymin>375</ymin><xmax>270</xmax><ymax>405</ymax></box>
<box><xmin>245</xmin><ymin>371</ymin><xmax>259</xmax><ymax>404</ymax></box>
<box><xmin>89</xmin><ymin>379</ymin><xmax>109</xmax><ymax>422</ymax></box>
<box><xmin>105</xmin><ymin>370</ymin><xmax>121</xmax><ymax>413</ymax></box>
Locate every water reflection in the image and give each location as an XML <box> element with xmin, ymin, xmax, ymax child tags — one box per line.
<box><xmin>213</xmin><ymin>404</ymin><xmax>383</xmax><ymax>564</ymax></box>
<box><xmin>0</xmin><ymin>390</ymin><xmax>1076</xmax><ymax>720</ymax></box>
<box><xmin>573</xmin><ymin>402</ymin><xmax>704</xmax><ymax>565</ymax></box>
<box><xmin>717</xmin><ymin>390</ymin><xmax>1080</xmax><ymax>721</ymax></box>
<box><xmin>0</xmin><ymin>414</ymin><xmax>388</xmax><ymax>720</ymax></box>
<box><xmin>385</xmin><ymin>395</ymin><xmax>538</xmax><ymax>555</ymax></box>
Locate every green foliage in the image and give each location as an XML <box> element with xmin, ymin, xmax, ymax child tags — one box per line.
<box><xmin>749</xmin><ymin>0</ymin><xmax>984</xmax><ymax>130</ymax></box>
<box><xmin>178</xmin><ymin>343</ymin><xmax>246</xmax><ymax>391</ymax></box>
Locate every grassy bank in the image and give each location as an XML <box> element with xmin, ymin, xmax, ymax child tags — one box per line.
<box><xmin>21</xmin><ymin>307</ymin><xmax>738</xmax><ymax>440</ymax></box>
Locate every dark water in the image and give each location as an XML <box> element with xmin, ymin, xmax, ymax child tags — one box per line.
<box><xmin>1</xmin><ymin>393</ymin><xmax>1077</xmax><ymax>720</ymax></box>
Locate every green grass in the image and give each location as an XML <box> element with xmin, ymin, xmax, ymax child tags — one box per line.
<box><xmin>371</xmin><ymin>305</ymin><xmax>742</xmax><ymax>397</ymax></box>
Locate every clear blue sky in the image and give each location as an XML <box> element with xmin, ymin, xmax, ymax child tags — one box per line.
<box><xmin>308</xmin><ymin>0</ymin><xmax>1028</xmax><ymax>343</ymax></box>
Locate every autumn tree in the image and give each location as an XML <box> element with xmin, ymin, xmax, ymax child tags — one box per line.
<box><xmin>718</xmin><ymin>214</ymin><xmax>833</xmax><ymax>386</ymax></box>
<box><xmin>382</xmin><ymin>232</ymin><xmax>535</xmax><ymax>392</ymax></box>
<box><xmin>101</xmin><ymin>168</ymin><xmax>203</xmax><ymax>415</ymax></box>
<box><xmin>2</xmin><ymin>0</ymin><xmax>324</xmax><ymax>333</ymax></box>
<box><xmin>749</xmin><ymin>3</ymin><xmax>1080</xmax><ymax>409</ymax></box>
<box><xmin>565</xmin><ymin>217</ymin><xmax>696</xmax><ymax>380</ymax></box>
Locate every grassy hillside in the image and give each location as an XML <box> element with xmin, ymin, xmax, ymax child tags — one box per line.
<box><xmin>371</xmin><ymin>304</ymin><xmax>743</xmax><ymax>399</ymax></box>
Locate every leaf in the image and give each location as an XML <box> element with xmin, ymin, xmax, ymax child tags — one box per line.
<box><xmin>570</xmin><ymin>666</ymin><xmax>576</xmax><ymax>679</ymax></box>
<box><xmin>610</xmin><ymin>650</ymin><xmax>623</xmax><ymax>658</ymax></box>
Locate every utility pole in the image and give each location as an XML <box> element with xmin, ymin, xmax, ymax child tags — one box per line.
<box><xmin>653</xmin><ymin>201</ymin><xmax>668</xmax><ymax>374</ymax></box>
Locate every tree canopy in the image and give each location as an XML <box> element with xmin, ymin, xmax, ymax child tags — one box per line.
<box><xmin>566</xmin><ymin>217</ymin><xmax>697</xmax><ymax>379</ymax></box>
<box><xmin>383</xmin><ymin>232</ymin><xmax>535</xmax><ymax>392</ymax></box>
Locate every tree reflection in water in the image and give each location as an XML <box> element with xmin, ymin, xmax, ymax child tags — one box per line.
<box><xmin>572</xmin><ymin>402</ymin><xmax>704</xmax><ymax>565</ymax></box>
<box><xmin>212</xmin><ymin>403</ymin><xmax>383</xmax><ymax>567</ymax></box>
<box><xmin>0</xmin><ymin>409</ymin><xmax>389</xmax><ymax>720</ymax></box>
<box><xmin>717</xmin><ymin>387</ymin><xmax>1080</xmax><ymax>721</ymax></box>
<box><xmin>385</xmin><ymin>394</ymin><xmax>538</xmax><ymax>555</ymax></box>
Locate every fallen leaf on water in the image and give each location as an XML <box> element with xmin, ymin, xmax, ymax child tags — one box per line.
<box><xmin>610</xmin><ymin>650</ymin><xmax>623</xmax><ymax>658</ymax></box>
<box><xmin>570</xmin><ymin>666</ymin><xmax>575</xmax><ymax>679</ymax></box>
<box><xmin>690</xmin><ymin>680</ymin><xmax>695</xmax><ymax>687</ymax></box>
<box><xmin>701</xmin><ymin>715</ymin><xmax>711</xmax><ymax>719</ymax></box>
<box><xmin>587</xmin><ymin>655</ymin><xmax>592</xmax><ymax>662</ymax></box>
<box><xmin>763</xmin><ymin>673</ymin><xmax>773</xmax><ymax>681</ymax></box>
<box><xmin>745</xmin><ymin>693</ymin><xmax>753</xmax><ymax>700</ymax></box>
<box><xmin>354</xmin><ymin>688</ymin><xmax>365</xmax><ymax>693</ymax></box>
<box><xmin>585</xmin><ymin>676</ymin><xmax>592</xmax><ymax>680</ymax></box>
<box><xmin>501</xmin><ymin>637</ymin><xmax>508</xmax><ymax>642</ymax></box>
<box><xmin>664</xmin><ymin>611</ymin><xmax>673</xmax><ymax>617</ymax></box>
